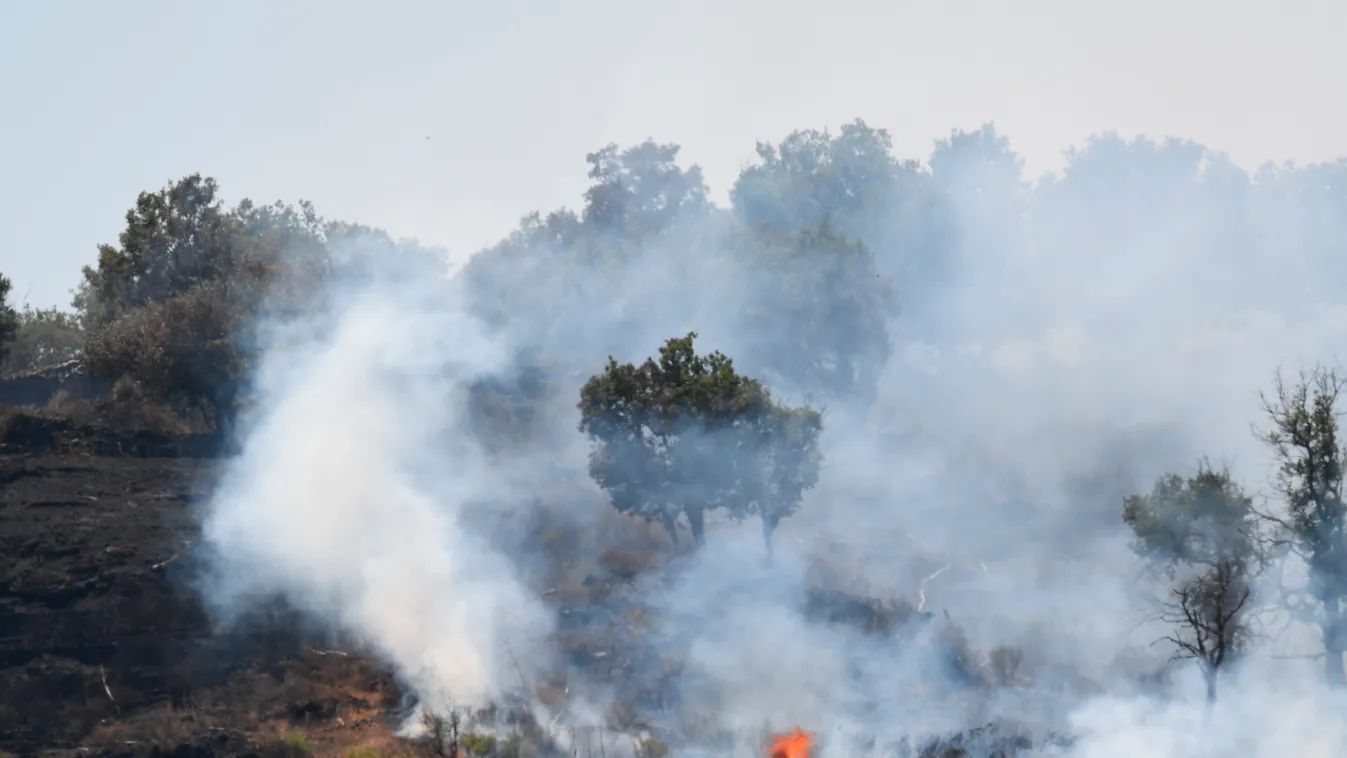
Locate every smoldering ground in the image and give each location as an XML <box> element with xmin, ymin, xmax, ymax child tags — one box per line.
<box><xmin>194</xmin><ymin>126</ymin><xmax>1347</xmax><ymax>756</ymax></box>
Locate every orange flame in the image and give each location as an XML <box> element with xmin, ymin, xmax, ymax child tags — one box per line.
<box><xmin>768</xmin><ymin>727</ymin><xmax>814</xmax><ymax>758</ymax></box>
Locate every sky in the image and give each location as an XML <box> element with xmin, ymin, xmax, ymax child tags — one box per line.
<box><xmin>2</xmin><ymin>0</ymin><xmax>1345</xmax><ymax>309</ymax></box>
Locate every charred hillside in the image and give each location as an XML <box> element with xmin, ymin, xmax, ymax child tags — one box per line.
<box><xmin>6</xmin><ymin>115</ymin><xmax>1347</xmax><ymax>758</ymax></box>
<box><xmin>0</xmin><ymin>406</ymin><xmax>1058</xmax><ymax>757</ymax></box>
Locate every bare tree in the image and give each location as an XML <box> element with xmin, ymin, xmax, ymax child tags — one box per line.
<box><xmin>1158</xmin><ymin>557</ymin><xmax>1252</xmax><ymax>703</ymax></box>
<box><xmin>423</xmin><ymin>709</ymin><xmax>462</xmax><ymax>758</ymax></box>
<box><xmin>1124</xmin><ymin>461</ymin><xmax>1261</xmax><ymax>701</ymax></box>
<box><xmin>1254</xmin><ymin>366</ymin><xmax>1347</xmax><ymax>686</ymax></box>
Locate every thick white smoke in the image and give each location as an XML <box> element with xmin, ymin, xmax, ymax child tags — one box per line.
<box><xmin>192</xmin><ymin>128</ymin><xmax>1347</xmax><ymax>757</ymax></box>
<box><xmin>198</xmin><ymin>261</ymin><xmax>553</xmax><ymax>713</ymax></box>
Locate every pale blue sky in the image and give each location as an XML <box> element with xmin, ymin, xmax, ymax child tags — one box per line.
<box><xmin>3</xmin><ymin>0</ymin><xmax>1345</xmax><ymax>309</ymax></box>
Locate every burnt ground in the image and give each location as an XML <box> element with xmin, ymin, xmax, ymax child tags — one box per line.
<box><xmin>0</xmin><ymin>408</ymin><xmax>1054</xmax><ymax>758</ymax></box>
<box><xmin>0</xmin><ymin>412</ymin><xmax>414</xmax><ymax>757</ymax></box>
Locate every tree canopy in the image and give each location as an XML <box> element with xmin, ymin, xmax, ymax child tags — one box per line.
<box><xmin>1123</xmin><ymin>463</ymin><xmax>1260</xmax><ymax>703</ymax></box>
<box><xmin>1256</xmin><ymin>367</ymin><xmax>1347</xmax><ymax>686</ymax></box>
<box><xmin>578</xmin><ymin>333</ymin><xmax>822</xmax><ymax>554</ymax></box>
<box><xmin>0</xmin><ymin>273</ymin><xmax>19</xmax><ymax>370</ymax></box>
<box><xmin>16</xmin><ymin>117</ymin><xmax>1347</xmax><ymax>696</ymax></box>
<box><xmin>72</xmin><ymin>174</ymin><xmax>406</xmax><ymax>438</ymax></box>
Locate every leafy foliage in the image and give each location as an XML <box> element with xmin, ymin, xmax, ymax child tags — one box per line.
<box><xmin>1123</xmin><ymin>463</ymin><xmax>1259</xmax><ymax>702</ymax></box>
<box><xmin>583</xmin><ymin>140</ymin><xmax>711</xmax><ymax>239</ymax></box>
<box><xmin>731</xmin><ymin>119</ymin><xmax>956</xmax><ymax>316</ymax></box>
<box><xmin>578</xmin><ymin>333</ymin><xmax>822</xmax><ymax>552</ymax></box>
<box><xmin>73</xmin><ymin>175</ymin><xmax>360</xmax><ymax>436</ymax></box>
<box><xmin>1256</xmin><ymin>366</ymin><xmax>1347</xmax><ymax>685</ymax></box>
<box><xmin>0</xmin><ymin>273</ymin><xmax>19</xmax><ymax>368</ymax></box>
<box><xmin>736</xmin><ymin>222</ymin><xmax>896</xmax><ymax>405</ymax></box>
<box><xmin>75</xmin><ymin>174</ymin><xmax>239</xmax><ymax>328</ymax></box>
<box><xmin>84</xmin><ymin>278</ymin><xmax>250</xmax><ymax>434</ymax></box>
<box><xmin>1123</xmin><ymin>463</ymin><xmax>1257</xmax><ymax>573</ymax></box>
<box><xmin>0</xmin><ymin>306</ymin><xmax>84</xmax><ymax>375</ymax></box>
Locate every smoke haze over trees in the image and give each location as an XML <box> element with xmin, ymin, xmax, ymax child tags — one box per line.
<box><xmin>8</xmin><ymin>117</ymin><xmax>1347</xmax><ymax>756</ymax></box>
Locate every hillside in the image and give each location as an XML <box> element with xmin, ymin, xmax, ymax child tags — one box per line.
<box><xmin>0</xmin><ymin>407</ymin><xmax>1058</xmax><ymax>758</ymax></box>
<box><xmin>0</xmin><ymin>411</ymin><xmax>409</xmax><ymax>757</ymax></box>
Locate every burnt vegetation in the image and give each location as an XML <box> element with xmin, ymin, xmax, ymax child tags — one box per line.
<box><xmin>4</xmin><ymin>121</ymin><xmax>1347</xmax><ymax>757</ymax></box>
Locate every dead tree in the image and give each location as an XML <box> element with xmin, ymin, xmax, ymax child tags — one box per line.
<box><xmin>1124</xmin><ymin>462</ymin><xmax>1262</xmax><ymax>702</ymax></box>
<box><xmin>423</xmin><ymin>710</ymin><xmax>462</xmax><ymax>758</ymax></box>
<box><xmin>1158</xmin><ymin>557</ymin><xmax>1252</xmax><ymax>703</ymax></box>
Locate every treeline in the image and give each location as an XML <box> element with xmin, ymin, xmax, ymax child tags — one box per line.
<box><xmin>7</xmin><ymin>121</ymin><xmax>1347</xmax><ymax>406</ymax></box>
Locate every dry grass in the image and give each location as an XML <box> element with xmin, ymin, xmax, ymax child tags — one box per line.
<box><xmin>47</xmin><ymin>376</ymin><xmax>206</xmax><ymax>435</ymax></box>
<box><xmin>0</xmin><ymin>377</ymin><xmax>211</xmax><ymax>444</ymax></box>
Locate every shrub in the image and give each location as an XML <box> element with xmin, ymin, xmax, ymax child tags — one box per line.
<box><xmin>259</xmin><ymin>731</ymin><xmax>313</xmax><ymax>758</ymax></box>
<box><xmin>462</xmin><ymin>731</ymin><xmax>497</xmax><ymax>757</ymax></box>
<box><xmin>634</xmin><ymin>737</ymin><xmax>669</xmax><ymax>758</ymax></box>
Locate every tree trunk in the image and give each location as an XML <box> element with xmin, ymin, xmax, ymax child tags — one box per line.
<box><xmin>762</xmin><ymin>517</ymin><xmax>778</xmax><ymax>568</ymax></box>
<box><xmin>1204</xmin><ymin>667</ymin><xmax>1218</xmax><ymax>705</ymax></box>
<box><xmin>1324</xmin><ymin>596</ymin><xmax>1346</xmax><ymax>687</ymax></box>
<box><xmin>663</xmin><ymin>516</ymin><xmax>680</xmax><ymax>551</ymax></box>
<box><xmin>687</xmin><ymin>507</ymin><xmax>705</xmax><ymax>549</ymax></box>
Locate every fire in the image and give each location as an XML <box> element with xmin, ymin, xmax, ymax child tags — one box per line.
<box><xmin>768</xmin><ymin>727</ymin><xmax>814</xmax><ymax>758</ymax></box>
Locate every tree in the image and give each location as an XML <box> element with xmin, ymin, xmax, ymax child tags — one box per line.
<box><xmin>1157</xmin><ymin>557</ymin><xmax>1251</xmax><ymax>705</ymax></box>
<box><xmin>730</xmin><ymin>119</ymin><xmax>956</xmax><ymax>321</ymax></box>
<box><xmin>1</xmin><ymin>306</ymin><xmax>84</xmax><ymax>375</ymax></box>
<box><xmin>742</xmin><ymin>400</ymin><xmax>823</xmax><ymax>565</ymax></box>
<box><xmin>582</xmin><ymin>140</ymin><xmax>711</xmax><ymax>239</ymax></box>
<box><xmin>1123</xmin><ymin>463</ymin><xmax>1259</xmax><ymax>703</ymax></box>
<box><xmin>1255</xmin><ymin>366</ymin><xmax>1347</xmax><ymax>686</ymax></box>
<box><xmin>72</xmin><ymin>174</ymin><xmax>397</xmax><ymax>438</ymax></box>
<box><xmin>72</xmin><ymin>176</ymin><xmax>341</xmax><ymax>438</ymax></box>
<box><xmin>0</xmin><ymin>273</ymin><xmax>19</xmax><ymax>369</ymax></box>
<box><xmin>578</xmin><ymin>333</ymin><xmax>822</xmax><ymax>553</ymax></box>
<box><xmin>732</xmin><ymin>120</ymin><xmax>902</xmax><ymax>238</ymax></box>
<box><xmin>736</xmin><ymin>222</ymin><xmax>897</xmax><ymax>407</ymax></box>
<box><xmin>927</xmin><ymin>124</ymin><xmax>1028</xmax><ymax>290</ymax></box>
<box><xmin>83</xmin><ymin>277</ymin><xmax>250</xmax><ymax>439</ymax></box>
<box><xmin>928</xmin><ymin>123</ymin><xmax>1027</xmax><ymax>216</ymax></box>
<box><xmin>75</xmin><ymin>174</ymin><xmax>239</xmax><ymax>327</ymax></box>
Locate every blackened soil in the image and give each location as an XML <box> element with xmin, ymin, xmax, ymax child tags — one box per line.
<box><xmin>0</xmin><ymin>414</ymin><xmax>403</xmax><ymax>756</ymax></box>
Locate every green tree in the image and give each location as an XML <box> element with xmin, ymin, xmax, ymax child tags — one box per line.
<box><xmin>1123</xmin><ymin>463</ymin><xmax>1259</xmax><ymax>703</ymax></box>
<box><xmin>583</xmin><ymin>139</ymin><xmax>710</xmax><ymax>239</ymax></box>
<box><xmin>731</xmin><ymin>119</ymin><xmax>955</xmax><ymax>320</ymax></box>
<box><xmin>75</xmin><ymin>174</ymin><xmax>240</xmax><ymax>327</ymax></box>
<box><xmin>578</xmin><ymin>333</ymin><xmax>822</xmax><ymax>553</ymax></box>
<box><xmin>736</xmin><ymin>222</ymin><xmax>897</xmax><ymax>407</ymax></box>
<box><xmin>732</xmin><ymin>120</ymin><xmax>902</xmax><ymax>238</ymax></box>
<box><xmin>1256</xmin><ymin>367</ymin><xmax>1347</xmax><ymax>687</ymax></box>
<box><xmin>741</xmin><ymin>399</ymin><xmax>823</xmax><ymax>565</ymax></box>
<box><xmin>0</xmin><ymin>274</ymin><xmax>19</xmax><ymax>369</ymax></box>
<box><xmin>76</xmin><ymin>175</ymin><xmax>341</xmax><ymax>438</ymax></box>
<box><xmin>1</xmin><ymin>306</ymin><xmax>84</xmax><ymax>375</ymax></box>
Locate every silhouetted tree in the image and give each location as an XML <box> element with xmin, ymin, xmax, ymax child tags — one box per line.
<box><xmin>583</xmin><ymin>139</ymin><xmax>711</xmax><ymax>239</ymax></box>
<box><xmin>1123</xmin><ymin>463</ymin><xmax>1260</xmax><ymax>702</ymax></box>
<box><xmin>1256</xmin><ymin>366</ymin><xmax>1347</xmax><ymax>686</ymax></box>
<box><xmin>578</xmin><ymin>333</ymin><xmax>821</xmax><ymax>552</ymax></box>
<box><xmin>736</xmin><ymin>222</ymin><xmax>896</xmax><ymax>407</ymax></box>
<box><xmin>75</xmin><ymin>174</ymin><xmax>239</xmax><ymax>327</ymax></box>
<box><xmin>0</xmin><ymin>273</ymin><xmax>19</xmax><ymax>369</ymax></box>
<box><xmin>1</xmin><ymin>306</ymin><xmax>83</xmax><ymax>375</ymax></box>
<box><xmin>732</xmin><ymin>119</ymin><xmax>956</xmax><ymax>320</ymax></box>
<box><xmin>740</xmin><ymin>398</ymin><xmax>823</xmax><ymax>564</ymax></box>
<box><xmin>75</xmin><ymin>174</ymin><xmax>377</xmax><ymax>437</ymax></box>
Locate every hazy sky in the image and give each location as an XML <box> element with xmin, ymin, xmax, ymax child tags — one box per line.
<box><xmin>2</xmin><ymin>0</ymin><xmax>1344</xmax><ymax>309</ymax></box>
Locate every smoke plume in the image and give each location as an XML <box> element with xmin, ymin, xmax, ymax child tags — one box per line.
<box><xmin>196</xmin><ymin>125</ymin><xmax>1347</xmax><ymax>756</ymax></box>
